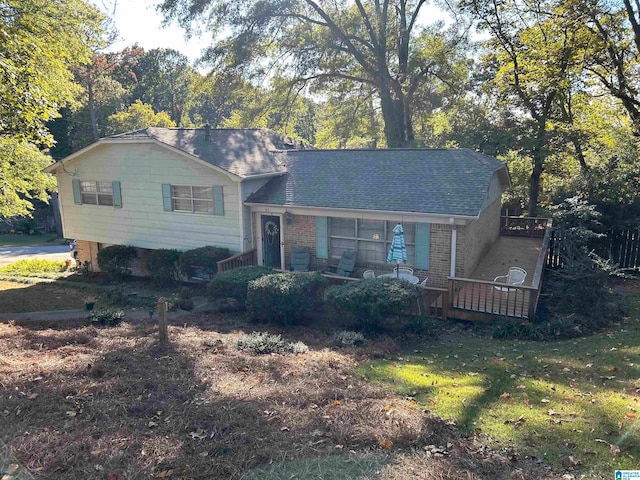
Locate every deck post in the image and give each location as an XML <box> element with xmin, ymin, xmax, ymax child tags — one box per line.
<box><xmin>441</xmin><ymin>289</ymin><xmax>449</xmax><ymax>321</ymax></box>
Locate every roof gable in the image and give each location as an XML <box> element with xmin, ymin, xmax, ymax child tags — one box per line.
<box><xmin>46</xmin><ymin>127</ymin><xmax>310</xmax><ymax>178</ymax></box>
<box><xmin>246</xmin><ymin>149</ymin><xmax>509</xmax><ymax>217</ymax></box>
<box><xmin>115</xmin><ymin>127</ymin><xmax>307</xmax><ymax>177</ymax></box>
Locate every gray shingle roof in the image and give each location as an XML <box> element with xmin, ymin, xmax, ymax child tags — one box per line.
<box><xmin>111</xmin><ymin>127</ymin><xmax>308</xmax><ymax>177</ymax></box>
<box><xmin>247</xmin><ymin>149</ymin><xmax>508</xmax><ymax>217</ymax></box>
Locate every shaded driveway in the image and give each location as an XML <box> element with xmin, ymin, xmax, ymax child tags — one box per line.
<box><xmin>0</xmin><ymin>245</ymin><xmax>71</xmax><ymax>268</ymax></box>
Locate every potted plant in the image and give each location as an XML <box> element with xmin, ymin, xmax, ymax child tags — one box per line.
<box><xmin>84</xmin><ymin>296</ymin><xmax>97</xmax><ymax>311</ymax></box>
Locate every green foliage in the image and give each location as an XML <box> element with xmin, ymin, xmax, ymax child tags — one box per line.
<box><xmin>97</xmin><ymin>245</ymin><xmax>138</xmax><ymax>278</ymax></box>
<box><xmin>0</xmin><ymin>137</ymin><xmax>56</xmax><ymax>218</ymax></box>
<box><xmin>106</xmin><ymin>100</ymin><xmax>176</xmax><ymax>134</ymax></box>
<box><xmin>0</xmin><ymin>259</ymin><xmax>66</xmax><ymax>277</ymax></box>
<box><xmin>235</xmin><ymin>331</ymin><xmax>308</xmax><ymax>355</ymax></box>
<box><xmin>333</xmin><ymin>330</ymin><xmax>367</xmax><ymax>347</ymax></box>
<box><xmin>246</xmin><ymin>272</ymin><xmax>328</xmax><ymax>325</ymax></box>
<box><xmin>88</xmin><ymin>308</ymin><xmax>126</xmax><ymax>327</ymax></box>
<box><xmin>178</xmin><ymin>298</ymin><xmax>194</xmax><ymax>311</ymax></box>
<box><xmin>146</xmin><ymin>248</ymin><xmax>182</xmax><ymax>285</ymax></box>
<box><xmin>0</xmin><ymin>0</ymin><xmax>105</xmax><ymax>144</ymax></box>
<box><xmin>325</xmin><ymin>278</ymin><xmax>420</xmax><ymax>331</ymax></box>
<box><xmin>207</xmin><ymin>266</ymin><xmax>273</xmax><ymax>303</ymax></box>
<box><xmin>179</xmin><ymin>246</ymin><xmax>231</xmax><ymax>280</ymax></box>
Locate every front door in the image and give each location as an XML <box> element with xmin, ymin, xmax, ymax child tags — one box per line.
<box><xmin>261</xmin><ymin>215</ymin><xmax>281</xmax><ymax>268</ymax></box>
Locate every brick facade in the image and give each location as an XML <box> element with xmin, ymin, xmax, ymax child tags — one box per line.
<box><xmin>75</xmin><ymin>240</ymin><xmax>149</xmax><ymax>276</ymax></box>
<box><xmin>274</xmin><ymin>204</ymin><xmax>502</xmax><ymax>288</ymax></box>
<box><xmin>458</xmin><ymin>198</ymin><xmax>501</xmax><ymax>278</ymax></box>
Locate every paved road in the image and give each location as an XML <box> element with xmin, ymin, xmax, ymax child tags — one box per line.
<box><xmin>0</xmin><ymin>245</ymin><xmax>71</xmax><ymax>268</ymax></box>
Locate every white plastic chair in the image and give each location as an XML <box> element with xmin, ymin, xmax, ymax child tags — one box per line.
<box><xmin>494</xmin><ymin>267</ymin><xmax>527</xmax><ymax>292</ymax></box>
<box><xmin>419</xmin><ymin>277</ymin><xmax>429</xmax><ymax>287</ymax></box>
<box><xmin>393</xmin><ymin>266</ymin><xmax>414</xmax><ymax>275</ymax></box>
<box><xmin>363</xmin><ymin>270</ymin><xmax>376</xmax><ymax>279</ymax></box>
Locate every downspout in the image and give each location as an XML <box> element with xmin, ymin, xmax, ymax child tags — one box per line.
<box><xmin>450</xmin><ymin>218</ymin><xmax>457</xmax><ymax>278</ymax></box>
<box><xmin>237</xmin><ymin>182</ymin><xmax>245</xmax><ymax>253</ymax></box>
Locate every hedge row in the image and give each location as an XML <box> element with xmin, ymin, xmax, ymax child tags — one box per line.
<box><xmin>207</xmin><ymin>268</ymin><xmax>421</xmax><ymax>328</ymax></box>
<box><xmin>97</xmin><ymin>245</ymin><xmax>231</xmax><ymax>283</ymax></box>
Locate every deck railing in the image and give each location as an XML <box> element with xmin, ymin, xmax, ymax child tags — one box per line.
<box><xmin>500</xmin><ymin>216</ymin><xmax>549</xmax><ymax>238</ymax></box>
<box><xmin>448</xmin><ymin>277</ymin><xmax>536</xmax><ymax>320</ymax></box>
<box><xmin>448</xmin><ymin>218</ymin><xmax>553</xmax><ymax>321</ymax></box>
<box><xmin>217</xmin><ymin>249</ymin><xmax>257</xmax><ymax>273</ymax></box>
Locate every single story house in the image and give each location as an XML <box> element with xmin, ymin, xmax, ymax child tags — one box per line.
<box><xmin>44</xmin><ymin>127</ymin><xmax>511</xmax><ymax>288</ymax></box>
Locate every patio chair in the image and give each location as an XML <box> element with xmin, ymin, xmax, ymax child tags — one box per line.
<box><xmin>419</xmin><ymin>277</ymin><xmax>429</xmax><ymax>288</ymax></box>
<box><xmin>393</xmin><ymin>266</ymin><xmax>414</xmax><ymax>275</ymax></box>
<box><xmin>290</xmin><ymin>246</ymin><xmax>311</xmax><ymax>271</ymax></box>
<box><xmin>493</xmin><ymin>267</ymin><xmax>527</xmax><ymax>292</ymax></box>
<box><xmin>324</xmin><ymin>250</ymin><xmax>357</xmax><ymax>277</ymax></box>
<box><xmin>363</xmin><ymin>269</ymin><xmax>376</xmax><ymax>279</ymax></box>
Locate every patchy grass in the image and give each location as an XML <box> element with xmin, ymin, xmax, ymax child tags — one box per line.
<box><xmin>0</xmin><ymin>234</ymin><xmax>59</xmax><ymax>247</ymax></box>
<box><xmin>0</xmin><ymin>314</ymin><xmax>553</xmax><ymax>480</ymax></box>
<box><xmin>362</xmin><ymin>282</ymin><xmax>640</xmax><ymax>478</ymax></box>
<box><xmin>0</xmin><ymin>281</ymin><xmax>86</xmax><ymax>313</ymax></box>
<box><xmin>0</xmin><ymin>259</ymin><xmax>68</xmax><ymax>279</ymax></box>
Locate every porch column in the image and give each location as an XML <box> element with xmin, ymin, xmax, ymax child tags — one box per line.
<box><xmin>450</xmin><ymin>220</ymin><xmax>457</xmax><ymax>277</ymax></box>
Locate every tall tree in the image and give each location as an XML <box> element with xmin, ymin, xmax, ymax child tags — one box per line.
<box><xmin>130</xmin><ymin>48</ymin><xmax>195</xmax><ymax>125</ymax></box>
<box><xmin>1</xmin><ymin>0</ymin><xmax>105</xmax><ymax>218</ymax></box>
<box><xmin>0</xmin><ymin>0</ymin><xmax>105</xmax><ymax>144</ymax></box>
<box><xmin>106</xmin><ymin>100</ymin><xmax>176</xmax><ymax>134</ymax></box>
<box><xmin>462</xmin><ymin>0</ymin><xmax>588</xmax><ymax>215</ymax></box>
<box><xmin>159</xmin><ymin>0</ymin><xmax>468</xmax><ymax>147</ymax></box>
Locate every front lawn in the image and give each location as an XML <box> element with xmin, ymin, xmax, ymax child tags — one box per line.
<box><xmin>0</xmin><ymin>280</ymin><xmax>86</xmax><ymax>313</ymax></box>
<box><xmin>363</xmin><ymin>282</ymin><xmax>640</xmax><ymax>477</ymax></box>
<box><xmin>1</xmin><ymin>277</ymin><xmax>638</xmax><ymax>478</ymax></box>
<box><xmin>0</xmin><ymin>233</ymin><xmax>59</xmax><ymax>247</ymax></box>
<box><xmin>0</xmin><ymin>314</ymin><xmax>551</xmax><ymax>480</ymax></box>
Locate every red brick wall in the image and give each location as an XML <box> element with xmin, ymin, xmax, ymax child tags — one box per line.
<box><xmin>75</xmin><ymin>240</ymin><xmax>149</xmax><ymax>276</ymax></box>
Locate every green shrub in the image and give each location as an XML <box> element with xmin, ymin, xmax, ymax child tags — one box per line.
<box><xmin>97</xmin><ymin>245</ymin><xmax>138</xmax><ymax>278</ymax></box>
<box><xmin>247</xmin><ymin>272</ymin><xmax>328</xmax><ymax>325</ymax></box>
<box><xmin>146</xmin><ymin>248</ymin><xmax>181</xmax><ymax>284</ymax></box>
<box><xmin>236</xmin><ymin>331</ymin><xmax>308</xmax><ymax>355</ymax></box>
<box><xmin>178</xmin><ymin>298</ymin><xmax>194</xmax><ymax>311</ymax></box>
<box><xmin>207</xmin><ymin>266</ymin><xmax>274</xmax><ymax>303</ymax></box>
<box><xmin>325</xmin><ymin>278</ymin><xmax>420</xmax><ymax>331</ymax></box>
<box><xmin>0</xmin><ymin>259</ymin><xmax>66</xmax><ymax>277</ymax></box>
<box><xmin>333</xmin><ymin>330</ymin><xmax>367</xmax><ymax>347</ymax></box>
<box><xmin>179</xmin><ymin>246</ymin><xmax>231</xmax><ymax>280</ymax></box>
<box><xmin>88</xmin><ymin>308</ymin><xmax>126</xmax><ymax>327</ymax></box>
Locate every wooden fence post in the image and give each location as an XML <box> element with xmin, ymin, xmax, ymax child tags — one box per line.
<box><xmin>157</xmin><ymin>298</ymin><xmax>168</xmax><ymax>342</ymax></box>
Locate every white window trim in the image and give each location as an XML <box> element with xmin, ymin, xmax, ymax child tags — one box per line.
<box><xmin>80</xmin><ymin>181</ymin><xmax>113</xmax><ymax>206</ymax></box>
<box><xmin>328</xmin><ymin>218</ymin><xmax>416</xmax><ymax>266</ymax></box>
<box><xmin>171</xmin><ymin>185</ymin><xmax>214</xmax><ymax>215</ymax></box>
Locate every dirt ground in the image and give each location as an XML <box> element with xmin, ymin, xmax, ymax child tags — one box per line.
<box><xmin>0</xmin><ymin>313</ymin><xmax>555</xmax><ymax>480</ymax></box>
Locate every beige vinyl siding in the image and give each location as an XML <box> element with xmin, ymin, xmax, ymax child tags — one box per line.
<box><xmin>57</xmin><ymin>143</ymin><xmax>241</xmax><ymax>252</ymax></box>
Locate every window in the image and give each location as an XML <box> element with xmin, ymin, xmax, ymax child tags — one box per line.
<box><xmin>171</xmin><ymin>185</ymin><xmax>214</xmax><ymax>214</ymax></box>
<box><xmin>80</xmin><ymin>181</ymin><xmax>114</xmax><ymax>206</ymax></box>
<box><xmin>162</xmin><ymin>184</ymin><xmax>224</xmax><ymax>215</ymax></box>
<box><xmin>328</xmin><ymin>218</ymin><xmax>416</xmax><ymax>266</ymax></box>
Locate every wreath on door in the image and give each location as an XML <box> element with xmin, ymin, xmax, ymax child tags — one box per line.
<box><xmin>264</xmin><ymin>221</ymin><xmax>279</xmax><ymax>246</ymax></box>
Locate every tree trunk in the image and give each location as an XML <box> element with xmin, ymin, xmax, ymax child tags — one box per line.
<box><xmin>379</xmin><ymin>89</ymin><xmax>407</xmax><ymax>148</ymax></box>
<box><xmin>527</xmin><ymin>122</ymin><xmax>548</xmax><ymax>217</ymax></box>
<box><xmin>88</xmin><ymin>82</ymin><xmax>99</xmax><ymax>141</ymax></box>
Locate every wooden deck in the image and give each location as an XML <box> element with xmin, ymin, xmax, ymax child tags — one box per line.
<box><xmin>468</xmin><ymin>236</ymin><xmax>543</xmax><ymax>286</ymax></box>
<box><xmin>450</xmin><ymin>236</ymin><xmax>544</xmax><ymax>320</ymax></box>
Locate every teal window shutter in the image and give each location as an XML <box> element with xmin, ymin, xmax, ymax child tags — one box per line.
<box><xmin>316</xmin><ymin>216</ymin><xmax>328</xmax><ymax>259</ymax></box>
<box><xmin>213</xmin><ymin>186</ymin><xmax>224</xmax><ymax>215</ymax></box>
<box><xmin>415</xmin><ymin>222</ymin><xmax>430</xmax><ymax>270</ymax></box>
<box><xmin>162</xmin><ymin>184</ymin><xmax>172</xmax><ymax>211</ymax></box>
<box><xmin>72</xmin><ymin>179</ymin><xmax>81</xmax><ymax>205</ymax></box>
<box><xmin>112</xmin><ymin>181</ymin><xmax>122</xmax><ymax>208</ymax></box>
